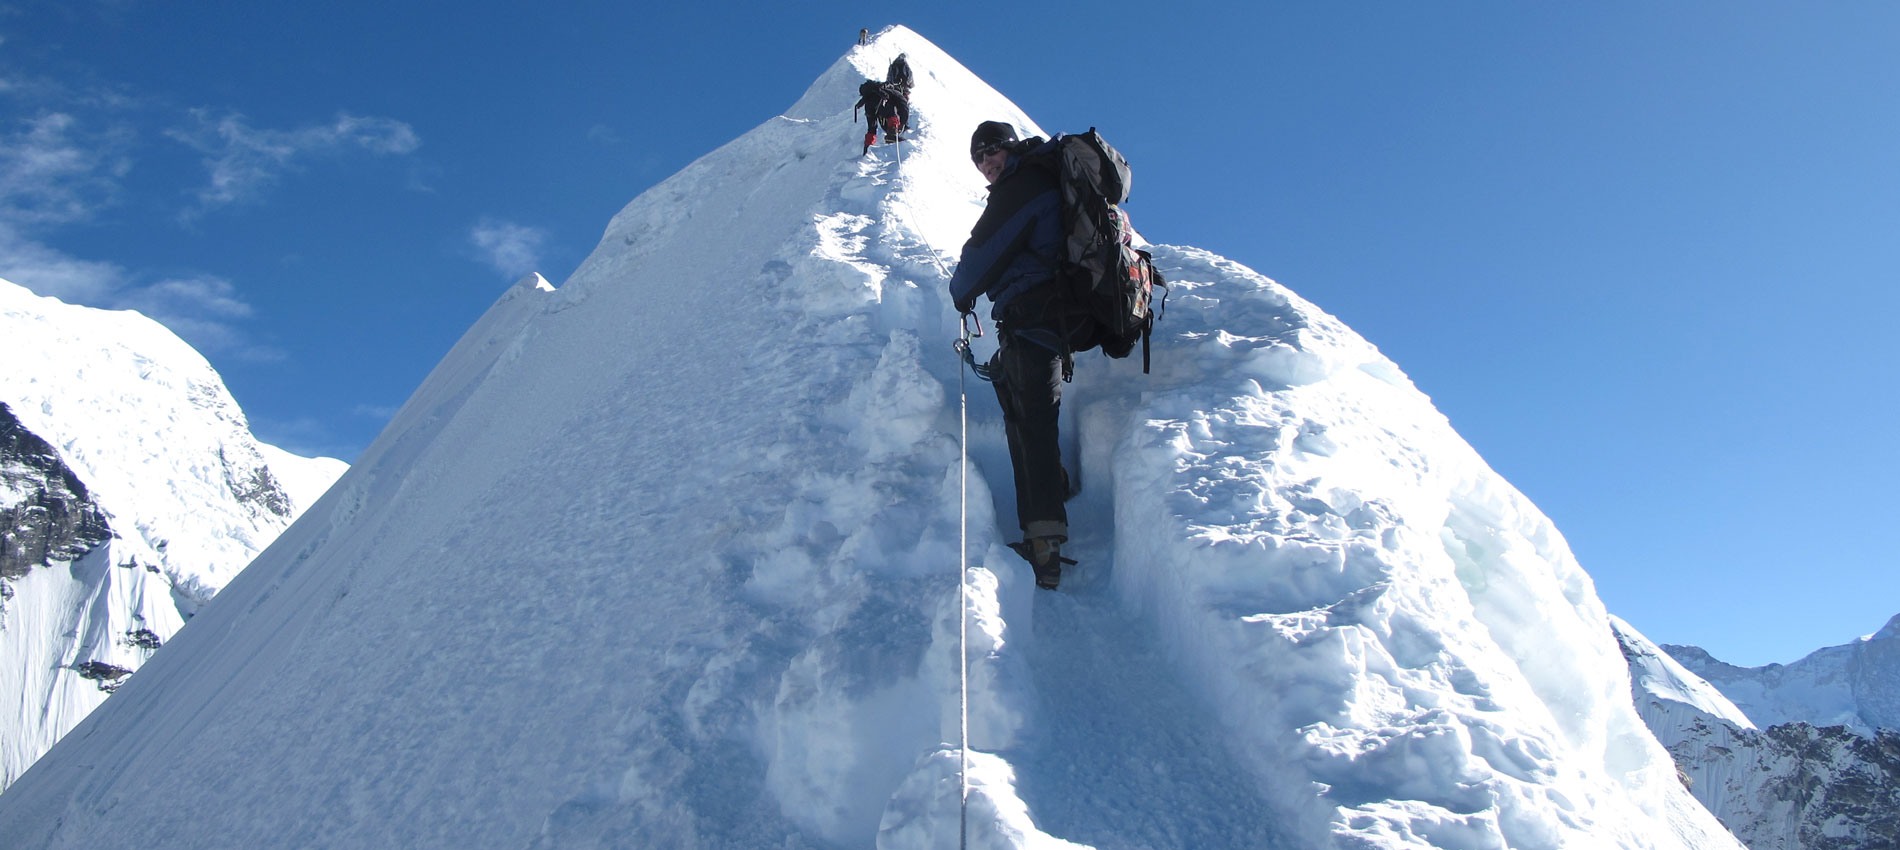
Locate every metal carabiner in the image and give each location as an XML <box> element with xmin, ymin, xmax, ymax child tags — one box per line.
<box><xmin>960</xmin><ymin>311</ymin><xmax>984</xmax><ymax>340</ymax></box>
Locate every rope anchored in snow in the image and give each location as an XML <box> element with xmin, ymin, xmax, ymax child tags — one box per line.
<box><xmin>954</xmin><ymin>310</ymin><xmax>978</xmax><ymax>850</ymax></box>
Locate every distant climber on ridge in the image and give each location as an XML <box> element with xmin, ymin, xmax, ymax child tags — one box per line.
<box><xmin>948</xmin><ymin>121</ymin><xmax>1092</xmax><ymax>590</ymax></box>
<box><xmin>886</xmin><ymin>53</ymin><xmax>913</xmax><ymax>95</ymax></box>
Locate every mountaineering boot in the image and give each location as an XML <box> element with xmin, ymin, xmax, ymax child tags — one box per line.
<box><xmin>1009</xmin><ymin>536</ymin><xmax>1075</xmax><ymax>590</ymax></box>
<box><xmin>1030</xmin><ymin>537</ymin><xmax>1062</xmax><ymax>589</ymax></box>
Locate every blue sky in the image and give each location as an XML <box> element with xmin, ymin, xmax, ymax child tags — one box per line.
<box><xmin>2</xmin><ymin>2</ymin><xmax>1894</xmax><ymax>667</ymax></box>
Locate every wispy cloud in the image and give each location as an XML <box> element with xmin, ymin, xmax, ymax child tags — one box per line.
<box><xmin>586</xmin><ymin>124</ymin><xmax>621</xmax><ymax>146</ymax></box>
<box><xmin>111</xmin><ymin>274</ymin><xmax>283</xmax><ymax>360</ymax></box>
<box><xmin>248</xmin><ymin>414</ymin><xmax>364</xmax><ymax>464</ymax></box>
<box><xmin>0</xmin><ymin>109</ymin><xmax>277</xmax><ymax>357</ymax></box>
<box><xmin>166</xmin><ymin>110</ymin><xmax>420</xmax><ymax>214</ymax></box>
<box><xmin>0</xmin><ymin>222</ymin><xmax>127</xmax><ymax>302</ymax></box>
<box><xmin>469</xmin><ymin>218</ymin><xmax>548</xmax><ymax>278</ymax></box>
<box><xmin>0</xmin><ymin>111</ymin><xmax>132</xmax><ymax>227</ymax></box>
<box><xmin>0</xmin><ymin>73</ymin><xmax>417</xmax><ymax>368</ymax></box>
<box><xmin>0</xmin><ymin>223</ymin><xmax>276</xmax><ymax>358</ymax></box>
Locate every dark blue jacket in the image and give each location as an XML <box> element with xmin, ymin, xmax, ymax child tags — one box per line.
<box><xmin>949</xmin><ymin>142</ymin><xmax>1063</xmax><ymax>338</ymax></box>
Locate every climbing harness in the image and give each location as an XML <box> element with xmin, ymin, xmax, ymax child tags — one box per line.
<box><xmin>952</xmin><ymin>313</ymin><xmax>994</xmax><ymax>383</ymax></box>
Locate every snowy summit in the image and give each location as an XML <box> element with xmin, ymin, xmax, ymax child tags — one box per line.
<box><xmin>1665</xmin><ymin>613</ymin><xmax>1900</xmax><ymax>736</ymax></box>
<box><xmin>0</xmin><ymin>276</ymin><xmax>345</xmax><ymax>788</ymax></box>
<box><xmin>0</xmin><ymin>27</ymin><xmax>1738</xmax><ymax>849</ymax></box>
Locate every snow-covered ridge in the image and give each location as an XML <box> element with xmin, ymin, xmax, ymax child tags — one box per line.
<box><xmin>0</xmin><ymin>27</ymin><xmax>1735</xmax><ymax>849</ymax></box>
<box><xmin>0</xmin><ymin>276</ymin><xmax>345</xmax><ymax>789</ymax></box>
<box><xmin>1615</xmin><ymin>617</ymin><xmax>1900</xmax><ymax>849</ymax></box>
<box><xmin>1613</xmin><ymin>615</ymin><xmax>1755</xmax><ymax>731</ymax></box>
<box><xmin>1666</xmin><ymin>612</ymin><xmax>1900</xmax><ymax>736</ymax></box>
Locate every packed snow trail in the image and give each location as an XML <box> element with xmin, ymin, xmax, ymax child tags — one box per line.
<box><xmin>995</xmin><ymin>483</ymin><xmax>1282</xmax><ymax>848</ymax></box>
<box><xmin>0</xmin><ymin>27</ymin><xmax>1739</xmax><ymax>850</ymax></box>
<box><xmin>951</xmin><ymin>308</ymin><xmax>1282</xmax><ymax>847</ymax></box>
<box><xmin>833</xmin><ymin>92</ymin><xmax>1287</xmax><ymax>847</ymax></box>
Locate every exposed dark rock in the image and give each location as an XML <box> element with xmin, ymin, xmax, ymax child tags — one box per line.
<box><xmin>124</xmin><ymin>628</ymin><xmax>162</xmax><ymax>650</ymax></box>
<box><xmin>1664</xmin><ymin>721</ymin><xmax>1900</xmax><ymax>850</ymax></box>
<box><xmin>221</xmin><ymin>446</ymin><xmax>292</xmax><ymax>519</ymax></box>
<box><xmin>1</xmin><ymin>402</ymin><xmax>112</xmax><ymax>582</ymax></box>
<box><xmin>74</xmin><ymin>660</ymin><xmax>133</xmax><ymax>692</ymax></box>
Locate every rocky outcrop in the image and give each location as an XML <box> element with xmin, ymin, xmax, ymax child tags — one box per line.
<box><xmin>1662</xmin><ymin>718</ymin><xmax>1900</xmax><ymax>850</ymax></box>
<box><xmin>1617</xmin><ymin>618</ymin><xmax>1900</xmax><ymax>849</ymax></box>
<box><xmin>0</xmin><ymin>402</ymin><xmax>110</xmax><ymax>585</ymax></box>
<box><xmin>1</xmin><ymin>276</ymin><xmax>349</xmax><ymax>793</ymax></box>
<box><xmin>220</xmin><ymin>445</ymin><xmax>293</xmax><ymax>520</ymax></box>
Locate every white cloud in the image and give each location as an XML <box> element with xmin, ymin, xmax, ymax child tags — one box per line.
<box><xmin>113</xmin><ymin>274</ymin><xmax>285</xmax><ymax>360</ymax></box>
<box><xmin>0</xmin><ymin>110</ymin><xmax>274</xmax><ymax>357</ymax></box>
<box><xmin>0</xmin><ymin>225</ymin><xmax>275</xmax><ymax>358</ymax></box>
<box><xmin>114</xmin><ymin>274</ymin><xmax>253</xmax><ymax>322</ymax></box>
<box><xmin>586</xmin><ymin>124</ymin><xmax>621</xmax><ymax>145</ymax></box>
<box><xmin>469</xmin><ymin>218</ymin><xmax>548</xmax><ymax>278</ymax></box>
<box><xmin>166</xmin><ymin>110</ymin><xmax>420</xmax><ymax>213</ymax></box>
<box><xmin>0</xmin><ymin>112</ymin><xmax>131</xmax><ymax>227</ymax></box>
<box><xmin>0</xmin><ymin>221</ymin><xmax>127</xmax><ymax>302</ymax></box>
<box><xmin>248</xmin><ymin>414</ymin><xmax>361</xmax><ymax>463</ymax></box>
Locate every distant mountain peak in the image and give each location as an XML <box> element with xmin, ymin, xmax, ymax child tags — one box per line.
<box><xmin>1668</xmin><ymin>611</ymin><xmax>1900</xmax><ymax>734</ymax></box>
<box><xmin>1619</xmin><ymin>617</ymin><xmax>1900</xmax><ymax>848</ymax></box>
<box><xmin>0</xmin><ymin>276</ymin><xmax>345</xmax><ymax>790</ymax></box>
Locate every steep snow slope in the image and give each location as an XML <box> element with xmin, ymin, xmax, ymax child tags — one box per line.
<box><xmin>0</xmin><ymin>28</ymin><xmax>1738</xmax><ymax>850</ymax></box>
<box><xmin>0</xmin><ymin>277</ymin><xmax>345</xmax><ymax>788</ymax></box>
<box><xmin>1667</xmin><ymin>614</ymin><xmax>1900</xmax><ymax>735</ymax></box>
<box><xmin>1616</xmin><ymin>618</ymin><xmax>1900</xmax><ymax>850</ymax></box>
<box><xmin>1614</xmin><ymin>615</ymin><xmax>1756</xmax><ymax>734</ymax></box>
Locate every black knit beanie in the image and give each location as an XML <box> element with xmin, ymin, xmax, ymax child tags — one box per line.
<box><xmin>970</xmin><ymin>121</ymin><xmax>1018</xmax><ymax>155</ymax></box>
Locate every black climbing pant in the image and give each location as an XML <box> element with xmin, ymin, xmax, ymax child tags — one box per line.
<box><xmin>991</xmin><ymin>334</ymin><xmax>1068</xmax><ymax>542</ymax></box>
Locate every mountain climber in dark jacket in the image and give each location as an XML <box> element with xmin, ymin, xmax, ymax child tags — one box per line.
<box><xmin>949</xmin><ymin>121</ymin><xmax>1094</xmax><ymax>589</ymax></box>
<box><xmin>853</xmin><ymin>80</ymin><xmax>910</xmax><ymax>155</ymax></box>
<box><xmin>887</xmin><ymin>54</ymin><xmax>913</xmax><ymax>94</ymax></box>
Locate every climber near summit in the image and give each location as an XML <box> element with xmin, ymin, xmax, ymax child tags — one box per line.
<box><xmin>886</xmin><ymin>53</ymin><xmax>913</xmax><ymax>95</ymax></box>
<box><xmin>853</xmin><ymin>78</ymin><xmax>910</xmax><ymax>156</ymax></box>
<box><xmin>949</xmin><ymin>121</ymin><xmax>1089</xmax><ymax>590</ymax></box>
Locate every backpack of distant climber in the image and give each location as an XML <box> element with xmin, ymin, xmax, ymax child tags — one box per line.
<box><xmin>887</xmin><ymin>54</ymin><xmax>913</xmax><ymax>94</ymax></box>
<box><xmin>854</xmin><ymin>80</ymin><xmax>911</xmax><ymax>153</ymax></box>
<box><xmin>854</xmin><ymin>79</ymin><xmax>886</xmax><ymax>121</ymax></box>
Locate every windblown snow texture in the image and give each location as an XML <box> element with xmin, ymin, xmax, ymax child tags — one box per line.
<box><xmin>0</xmin><ymin>28</ymin><xmax>1739</xmax><ymax>850</ymax></box>
<box><xmin>0</xmin><ymin>277</ymin><xmax>345</xmax><ymax>789</ymax></box>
